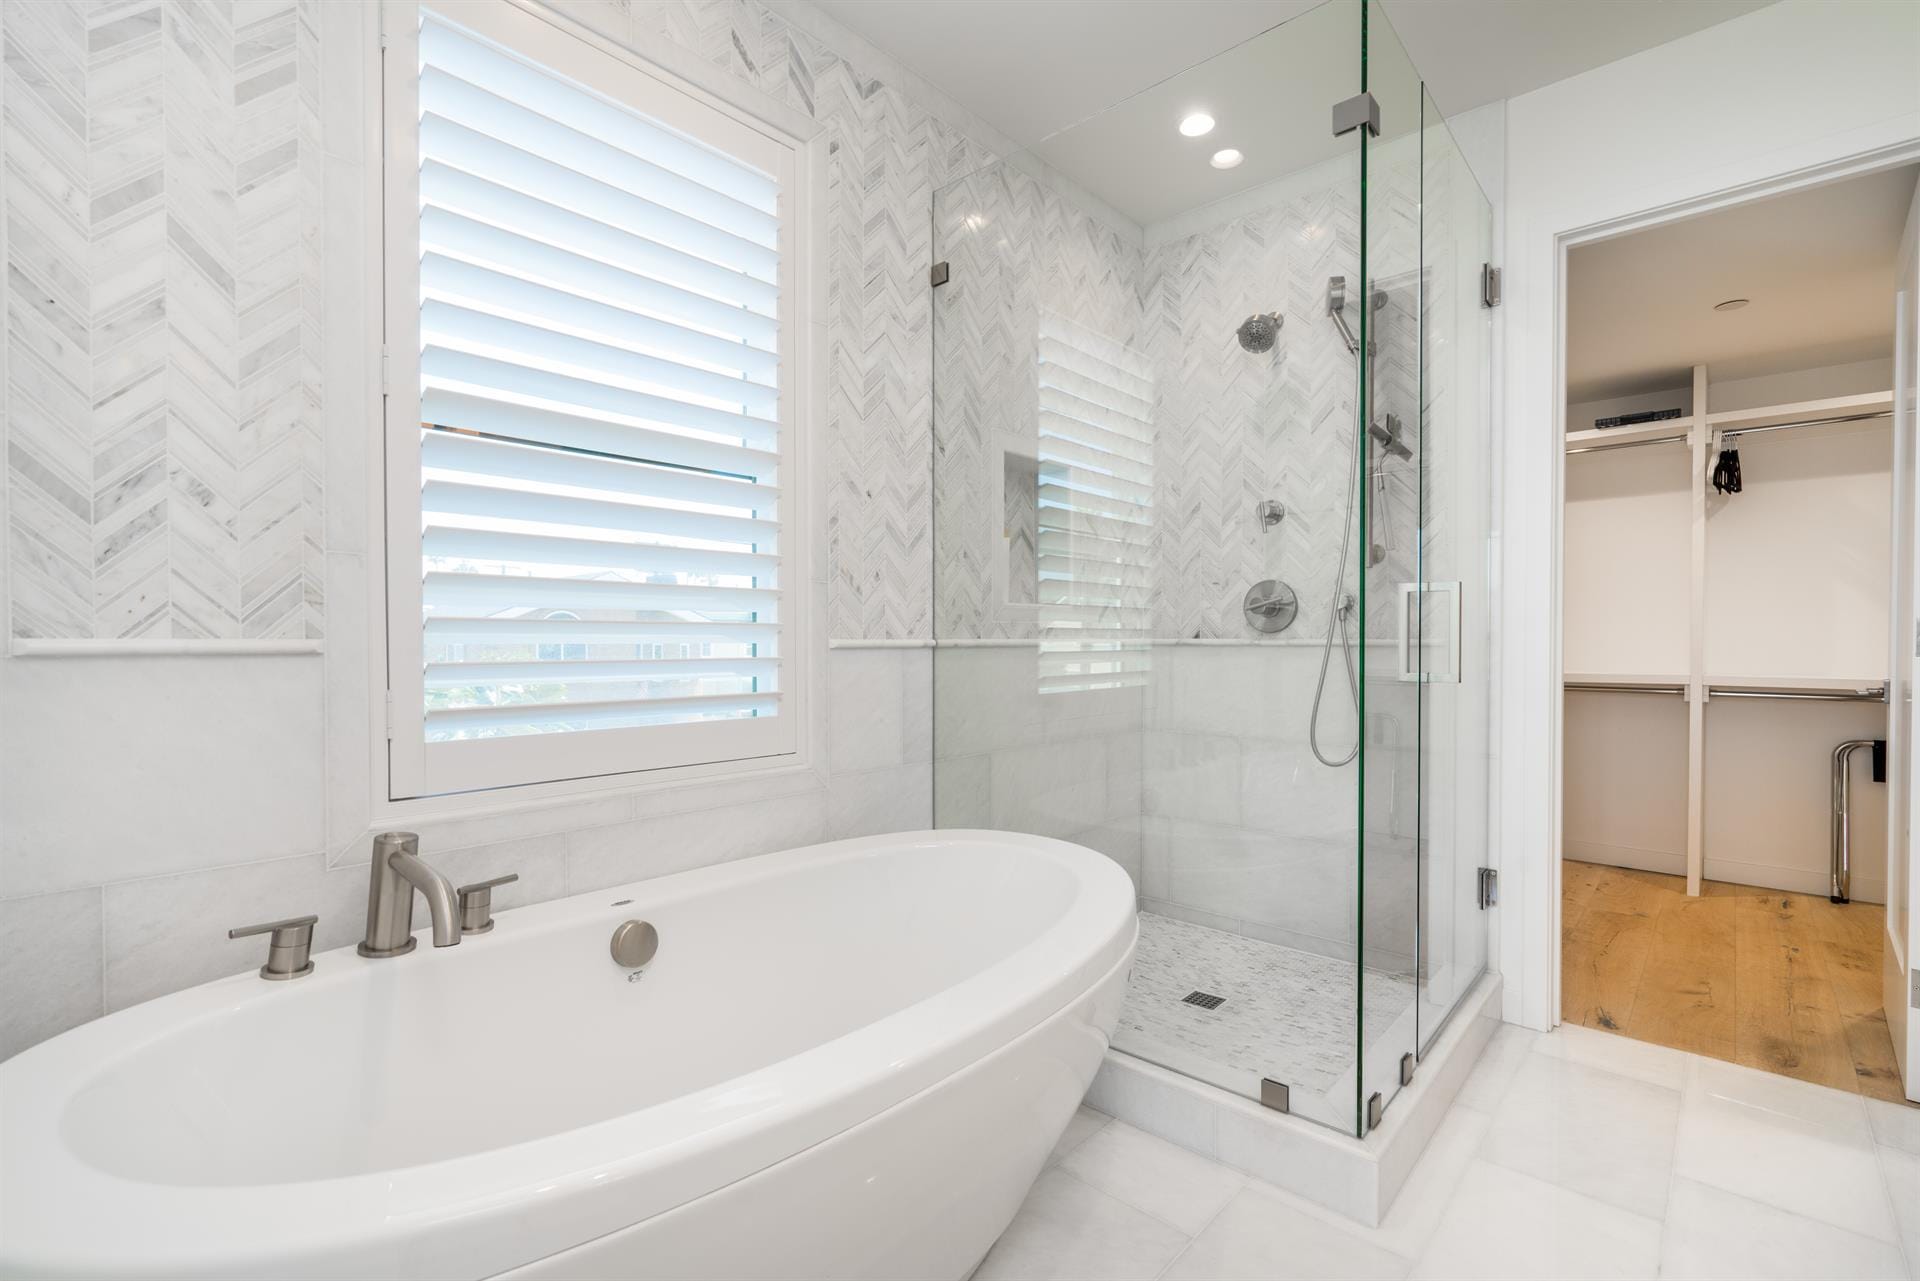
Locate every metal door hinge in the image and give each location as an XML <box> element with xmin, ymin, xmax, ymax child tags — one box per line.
<box><xmin>1332</xmin><ymin>92</ymin><xmax>1380</xmax><ymax>138</ymax></box>
<box><xmin>1480</xmin><ymin>264</ymin><xmax>1502</xmax><ymax>308</ymax></box>
<box><xmin>1399</xmin><ymin>1052</ymin><xmax>1415</xmax><ymax>1087</ymax></box>
<box><xmin>384</xmin><ymin>692</ymin><xmax>395</xmax><ymax>741</ymax></box>
<box><xmin>929</xmin><ymin>260</ymin><xmax>950</xmax><ymax>288</ymax></box>
<box><xmin>1477</xmin><ymin>867</ymin><xmax>1498</xmax><ymax>909</ymax></box>
<box><xmin>381</xmin><ymin>345</ymin><xmax>392</xmax><ymax>396</ymax></box>
<box><xmin>1260</xmin><ymin>1078</ymin><xmax>1291</xmax><ymax>1113</ymax></box>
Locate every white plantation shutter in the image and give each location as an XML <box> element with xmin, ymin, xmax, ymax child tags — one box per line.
<box><xmin>1035</xmin><ymin>311</ymin><xmax>1154</xmax><ymax>693</ymax></box>
<box><xmin>384</xmin><ymin>3</ymin><xmax>813</xmax><ymax>797</ymax></box>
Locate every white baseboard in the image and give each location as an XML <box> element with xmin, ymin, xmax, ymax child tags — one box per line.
<box><xmin>1562</xmin><ymin>843</ymin><xmax>1885</xmax><ymax>904</ymax></box>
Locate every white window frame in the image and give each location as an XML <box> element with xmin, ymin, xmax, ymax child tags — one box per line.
<box><xmin>378</xmin><ymin>0</ymin><xmax>823</xmax><ymax>802</ymax></box>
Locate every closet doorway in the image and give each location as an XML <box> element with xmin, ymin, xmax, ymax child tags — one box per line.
<box><xmin>1558</xmin><ymin>163</ymin><xmax>1920</xmax><ymax>1105</ymax></box>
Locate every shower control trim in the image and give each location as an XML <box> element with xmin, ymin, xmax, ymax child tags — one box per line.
<box><xmin>1243</xmin><ymin>580</ymin><xmax>1299</xmax><ymax>634</ymax></box>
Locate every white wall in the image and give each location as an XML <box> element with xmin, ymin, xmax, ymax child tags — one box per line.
<box><xmin>0</xmin><ymin>0</ymin><xmax>1016</xmax><ymax>1060</ymax></box>
<box><xmin>1499</xmin><ymin>0</ymin><xmax>1920</xmax><ymax>1027</ymax></box>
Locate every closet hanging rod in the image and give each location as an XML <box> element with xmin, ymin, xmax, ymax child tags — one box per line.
<box><xmin>1565</xmin><ymin>432</ymin><xmax>1689</xmax><ymax>456</ymax></box>
<box><xmin>1564</xmin><ymin>682</ymin><xmax>1685</xmax><ymax>695</ymax></box>
<box><xmin>1707</xmin><ymin>686</ymin><xmax>1887</xmax><ymax>703</ymax></box>
<box><xmin>1718</xmin><ymin>409</ymin><xmax>1891</xmax><ymax>440</ymax></box>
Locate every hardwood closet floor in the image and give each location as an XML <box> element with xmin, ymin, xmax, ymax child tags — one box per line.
<box><xmin>1561</xmin><ymin>859</ymin><xmax>1913</xmax><ymax>1104</ymax></box>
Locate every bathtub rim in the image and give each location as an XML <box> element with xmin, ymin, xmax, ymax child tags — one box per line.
<box><xmin>0</xmin><ymin>829</ymin><xmax>1137</xmax><ymax>1281</ymax></box>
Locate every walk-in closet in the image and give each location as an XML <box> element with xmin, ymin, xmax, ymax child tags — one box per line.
<box><xmin>1559</xmin><ymin>164</ymin><xmax>1920</xmax><ymax>1100</ymax></box>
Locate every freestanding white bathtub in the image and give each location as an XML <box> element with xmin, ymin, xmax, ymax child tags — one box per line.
<box><xmin>0</xmin><ymin>830</ymin><xmax>1136</xmax><ymax>1280</ymax></box>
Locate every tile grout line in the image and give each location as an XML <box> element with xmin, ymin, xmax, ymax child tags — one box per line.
<box><xmin>1043</xmin><ymin>1162</ymin><xmax>1202</xmax><ymax>1246</ymax></box>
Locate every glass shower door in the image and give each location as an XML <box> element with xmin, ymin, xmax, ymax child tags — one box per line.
<box><xmin>1357</xmin><ymin>0</ymin><xmax>1424</xmax><ymax>1128</ymax></box>
<box><xmin>1413</xmin><ymin>86</ymin><xmax>1495</xmax><ymax>1053</ymax></box>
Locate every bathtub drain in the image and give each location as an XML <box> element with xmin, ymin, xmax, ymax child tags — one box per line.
<box><xmin>1182</xmin><ymin>990</ymin><xmax>1226</xmax><ymax>1010</ymax></box>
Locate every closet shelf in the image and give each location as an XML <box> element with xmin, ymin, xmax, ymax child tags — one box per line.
<box><xmin>1565</xmin><ymin>671</ymin><xmax>1687</xmax><ymax>687</ymax></box>
<box><xmin>1703</xmin><ymin>390</ymin><xmax>1893</xmax><ymax>436</ymax></box>
<box><xmin>1706</xmin><ymin>676</ymin><xmax>1886</xmax><ymax>702</ymax></box>
<box><xmin>1564</xmin><ymin>421</ymin><xmax>1694</xmax><ymax>453</ymax></box>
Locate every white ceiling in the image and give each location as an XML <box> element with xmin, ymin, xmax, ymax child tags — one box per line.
<box><xmin>1566</xmin><ymin>165</ymin><xmax>1919</xmax><ymax>402</ymax></box>
<box><xmin>1022</xmin><ymin>2</ymin><xmax>1378</xmax><ymax>228</ymax></box>
<box><xmin>778</xmin><ymin>0</ymin><xmax>1779</xmax><ymax>148</ymax></box>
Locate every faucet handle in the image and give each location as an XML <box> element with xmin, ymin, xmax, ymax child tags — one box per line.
<box><xmin>228</xmin><ymin>914</ymin><xmax>319</xmax><ymax>981</ymax></box>
<box><xmin>456</xmin><ymin>873</ymin><xmax>518</xmax><ymax>935</ymax></box>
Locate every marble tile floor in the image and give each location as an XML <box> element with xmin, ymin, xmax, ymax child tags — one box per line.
<box><xmin>978</xmin><ymin>1022</ymin><xmax>1920</xmax><ymax>1281</ymax></box>
<box><xmin>1113</xmin><ymin>911</ymin><xmax>1417</xmax><ymax>1115</ymax></box>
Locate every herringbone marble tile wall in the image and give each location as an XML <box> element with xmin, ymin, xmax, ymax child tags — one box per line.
<box><xmin>4</xmin><ymin>0</ymin><xmax>980</xmax><ymax>645</ymax></box>
<box><xmin>5</xmin><ymin>0</ymin><xmax>324</xmax><ymax>641</ymax></box>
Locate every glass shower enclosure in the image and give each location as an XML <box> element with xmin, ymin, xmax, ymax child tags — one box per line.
<box><xmin>929</xmin><ymin>0</ymin><xmax>1494</xmax><ymax>1138</ymax></box>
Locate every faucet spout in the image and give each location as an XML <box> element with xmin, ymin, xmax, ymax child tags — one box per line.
<box><xmin>391</xmin><ymin>851</ymin><xmax>462</xmax><ymax>947</ymax></box>
<box><xmin>359</xmin><ymin>832</ymin><xmax>463</xmax><ymax>957</ymax></box>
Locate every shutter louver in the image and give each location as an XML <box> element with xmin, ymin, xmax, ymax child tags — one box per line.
<box><xmin>1035</xmin><ymin>311</ymin><xmax>1154</xmax><ymax>693</ymax></box>
<box><xmin>411</xmin><ymin>11</ymin><xmax>786</xmax><ymax>747</ymax></box>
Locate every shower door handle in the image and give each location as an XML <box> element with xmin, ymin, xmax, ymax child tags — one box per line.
<box><xmin>1397</xmin><ymin>581</ymin><xmax>1462</xmax><ymax>683</ymax></box>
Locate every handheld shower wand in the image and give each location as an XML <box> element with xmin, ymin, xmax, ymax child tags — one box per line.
<box><xmin>1308</xmin><ymin>275</ymin><xmax>1390</xmax><ymax>768</ymax></box>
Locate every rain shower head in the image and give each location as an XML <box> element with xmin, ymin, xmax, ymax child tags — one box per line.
<box><xmin>1236</xmin><ymin>311</ymin><xmax>1283</xmax><ymax>353</ymax></box>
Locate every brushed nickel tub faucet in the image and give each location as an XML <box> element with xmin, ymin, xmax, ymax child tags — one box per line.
<box><xmin>359</xmin><ymin>831</ymin><xmax>462</xmax><ymax>957</ymax></box>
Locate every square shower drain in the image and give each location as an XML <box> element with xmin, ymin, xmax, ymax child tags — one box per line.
<box><xmin>1182</xmin><ymin>990</ymin><xmax>1226</xmax><ymax>1010</ymax></box>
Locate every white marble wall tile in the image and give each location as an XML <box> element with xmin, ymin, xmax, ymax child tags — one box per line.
<box><xmin>339</xmin><ymin>794</ymin><xmax>637</xmax><ymax>869</ymax></box>
<box><xmin>826</xmin><ymin>647</ymin><xmax>905</xmax><ymax>772</ymax></box>
<box><xmin>0</xmin><ymin>654</ymin><xmax>325</xmax><ymax>897</ymax></box>
<box><xmin>933</xmin><ymin>647</ymin><xmax>1045</xmax><ymax>758</ymax></box>
<box><xmin>1240</xmin><ymin>739</ymin><xmax>1354</xmax><ymax>841</ymax></box>
<box><xmin>901</xmin><ymin>649</ymin><xmax>932</xmax><ymax>763</ymax></box>
<box><xmin>1144</xmin><ymin>731</ymin><xmax>1243</xmax><ymax>824</ymax></box>
<box><xmin>565</xmin><ymin>789</ymin><xmax>828</xmax><ymax>894</ymax></box>
<box><xmin>0</xmin><ymin>888</ymin><xmax>103</xmax><ymax>1060</ymax></box>
<box><xmin>1162</xmin><ymin>821</ymin><xmax>1355</xmax><ymax>945</ymax></box>
<box><xmin>102</xmin><ymin>853</ymin><xmax>329</xmax><ymax>1010</ymax></box>
<box><xmin>990</xmin><ymin>738</ymin><xmax>1108</xmax><ymax>840</ymax></box>
<box><xmin>933</xmin><ymin>752</ymin><xmax>990</xmax><ymax>828</ymax></box>
<box><xmin>321</xmin><ymin>550</ymin><xmax>369</xmax><ymax>861</ymax></box>
<box><xmin>1070</xmin><ymin>818</ymin><xmax>1143</xmax><ymax>889</ymax></box>
<box><xmin>826</xmin><ymin>761</ymin><xmax>932</xmax><ymax>840</ymax></box>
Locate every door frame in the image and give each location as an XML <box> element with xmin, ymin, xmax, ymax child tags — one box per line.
<box><xmin>1498</xmin><ymin>138</ymin><xmax>1920</xmax><ymax>1034</ymax></box>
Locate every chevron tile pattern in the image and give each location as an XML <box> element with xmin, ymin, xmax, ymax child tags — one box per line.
<box><xmin>631</xmin><ymin>0</ymin><xmax>954</xmax><ymax>641</ymax></box>
<box><xmin>4</xmin><ymin>0</ymin><xmax>323</xmax><ymax>642</ymax></box>
<box><xmin>932</xmin><ymin>160</ymin><xmax>1146</xmax><ymax>641</ymax></box>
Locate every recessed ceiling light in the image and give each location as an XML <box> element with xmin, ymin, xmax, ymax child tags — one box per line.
<box><xmin>1210</xmin><ymin>148</ymin><xmax>1244</xmax><ymax>170</ymax></box>
<box><xmin>1713</xmin><ymin>298</ymin><xmax>1750</xmax><ymax>312</ymax></box>
<box><xmin>1179</xmin><ymin>112</ymin><xmax>1215</xmax><ymax>138</ymax></box>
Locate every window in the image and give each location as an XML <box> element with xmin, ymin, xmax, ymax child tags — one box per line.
<box><xmin>1034</xmin><ymin>310</ymin><xmax>1153</xmax><ymax>693</ymax></box>
<box><xmin>382</xmin><ymin>2</ymin><xmax>814</xmax><ymax>798</ymax></box>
